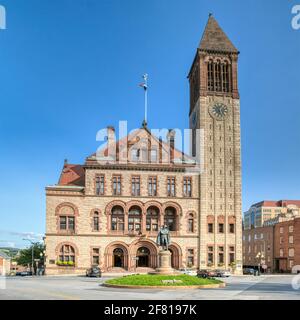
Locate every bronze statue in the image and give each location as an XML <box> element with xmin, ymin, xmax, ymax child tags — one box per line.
<box><xmin>156</xmin><ymin>225</ymin><xmax>170</xmax><ymax>251</ymax></box>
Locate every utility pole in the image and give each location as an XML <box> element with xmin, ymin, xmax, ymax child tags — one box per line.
<box><xmin>23</xmin><ymin>239</ymin><xmax>38</xmax><ymax>275</ymax></box>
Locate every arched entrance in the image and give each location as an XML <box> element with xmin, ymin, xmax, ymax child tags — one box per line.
<box><xmin>129</xmin><ymin>239</ymin><xmax>159</xmax><ymax>271</ymax></box>
<box><xmin>136</xmin><ymin>247</ymin><xmax>150</xmax><ymax>267</ymax></box>
<box><xmin>104</xmin><ymin>242</ymin><xmax>129</xmax><ymax>271</ymax></box>
<box><xmin>169</xmin><ymin>243</ymin><xmax>182</xmax><ymax>270</ymax></box>
<box><xmin>113</xmin><ymin>248</ymin><xmax>124</xmax><ymax>268</ymax></box>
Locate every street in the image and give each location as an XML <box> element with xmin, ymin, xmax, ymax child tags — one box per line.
<box><xmin>0</xmin><ymin>275</ymin><xmax>299</xmax><ymax>300</ymax></box>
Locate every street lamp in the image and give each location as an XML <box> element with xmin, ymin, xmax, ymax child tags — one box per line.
<box><xmin>255</xmin><ymin>252</ymin><xmax>265</xmax><ymax>276</ymax></box>
<box><xmin>23</xmin><ymin>239</ymin><xmax>38</xmax><ymax>275</ymax></box>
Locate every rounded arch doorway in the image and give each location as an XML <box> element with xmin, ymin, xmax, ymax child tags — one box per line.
<box><xmin>136</xmin><ymin>247</ymin><xmax>150</xmax><ymax>268</ymax></box>
<box><xmin>113</xmin><ymin>248</ymin><xmax>124</xmax><ymax>268</ymax></box>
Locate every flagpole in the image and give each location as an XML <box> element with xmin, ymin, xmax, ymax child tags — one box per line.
<box><xmin>143</xmin><ymin>74</ymin><xmax>148</xmax><ymax>126</ymax></box>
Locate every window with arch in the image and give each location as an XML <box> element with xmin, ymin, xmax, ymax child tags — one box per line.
<box><xmin>146</xmin><ymin>206</ymin><xmax>159</xmax><ymax>232</ymax></box>
<box><xmin>59</xmin><ymin>244</ymin><xmax>75</xmax><ymax>263</ymax></box>
<box><xmin>164</xmin><ymin>207</ymin><xmax>177</xmax><ymax>231</ymax></box>
<box><xmin>58</xmin><ymin>205</ymin><xmax>76</xmax><ymax>233</ymax></box>
<box><xmin>188</xmin><ymin>213</ymin><xmax>195</xmax><ymax>233</ymax></box>
<box><xmin>128</xmin><ymin>206</ymin><xmax>142</xmax><ymax>232</ymax></box>
<box><xmin>92</xmin><ymin>211</ymin><xmax>100</xmax><ymax>231</ymax></box>
<box><xmin>111</xmin><ymin>206</ymin><xmax>124</xmax><ymax>231</ymax></box>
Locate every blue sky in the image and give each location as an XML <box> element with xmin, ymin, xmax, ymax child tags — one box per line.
<box><xmin>0</xmin><ymin>0</ymin><xmax>299</xmax><ymax>249</ymax></box>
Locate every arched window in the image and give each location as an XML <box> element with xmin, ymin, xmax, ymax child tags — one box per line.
<box><xmin>93</xmin><ymin>211</ymin><xmax>100</xmax><ymax>231</ymax></box>
<box><xmin>207</xmin><ymin>60</ymin><xmax>231</xmax><ymax>93</ymax></box>
<box><xmin>146</xmin><ymin>206</ymin><xmax>159</xmax><ymax>232</ymax></box>
<box><xmin>59</xmin><ymin>245</ymin><xmax>75</xmax><ymax>263</ymax></box>
<box><xmin>207</xmin><ymin>60</ymin><xmax>214</xmax><ymax>91</ymax></box>
<box><xmin>215</xmin><ymin>60</ymin><xmax>222</xmax><ymax>92</ymax></box>
<box><xmin>111</xmin><ymin>206</ymin><xmax>124</xmax><ymax>231</ymax></box>
<box><xmin>57</xmin><ymin>205</ymin><xmax>76</xmax><ymax>233</ymax></box>
<box><xmin>222</xmin><ymin>62</ymin><xmax>230</xmax><ymax>92</ymax></box>
<box><xmin>164</xmin><ymin>207</ymin><xmax>177</xmax><ymax>231</ymax></box>
<box><xmin>188</xmin><ymin>213</ymin><xmax>194</xmax><ymax>233</ymax></box>
<box><xmin>128</xmin><ymin>206</ymin><xmax>142</xmax><ymax>232</ymax></box>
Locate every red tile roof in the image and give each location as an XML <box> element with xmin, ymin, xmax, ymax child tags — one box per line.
<box><xmin>58</xmin><ymin>164</ymin><xmax>85</xmax><ymax>186</ymax></box>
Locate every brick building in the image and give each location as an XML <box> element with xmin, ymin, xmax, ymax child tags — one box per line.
<box><xmin>243</xmin><ymin>200</ymin><xmax>300</xmax><ymax>273</ymax></box>
<box><xmin>274</xmin><ymin>218</ymin><xmax>300</xmax><ymax>272</ymax></box>
<box><xmin>243</xmin><ymin>226</ymin><xmax>274</xmax><ymax>272</ymax></box>
<box><xmin>45</xmin><ymin>15</ymin><xmax>243</xmax><ymax>275</ymax></box>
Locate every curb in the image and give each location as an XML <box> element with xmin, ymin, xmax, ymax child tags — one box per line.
<box><xmin>102</xmin><ymin>282</ymin><xmax>226</xmax><ymax>290</ymax></box>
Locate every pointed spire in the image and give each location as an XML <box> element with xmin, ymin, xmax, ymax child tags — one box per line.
<box><xmin>199</xmin><ymin>14</ymin><xmax>238</xmax><ymax>53</ymax></box>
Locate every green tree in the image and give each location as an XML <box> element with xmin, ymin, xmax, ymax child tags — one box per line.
<box><xmin>16</xmin><ymin>243</ymin><xmax>45</xmax><ymax>270</ymax></box>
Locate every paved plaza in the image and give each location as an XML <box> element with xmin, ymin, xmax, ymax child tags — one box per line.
<box><xmin>0</xmin><ymin>275</ymin><xmax>300</xmax><ymax>300</ymax></box>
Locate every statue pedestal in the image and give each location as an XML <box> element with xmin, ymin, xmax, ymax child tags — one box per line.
<box><xmin>149</xmin><ymin>250</ymin><xmax>181</xmax><ymax>275</ymax></box>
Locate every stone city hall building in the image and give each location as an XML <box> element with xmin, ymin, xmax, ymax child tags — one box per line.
<box><xmin>45</xmin><ymin>15</ymin><xmax>243</xmax><ymax>275</ymax></box>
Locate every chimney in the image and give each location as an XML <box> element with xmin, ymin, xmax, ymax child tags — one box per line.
<box><xmin>107</xmin><ymin>126</ymin><xmax>116</xmax><ymax>160</ymax></box>
<box><xmin>159</xmin><ymin>137</ymin><xmax>163</xmax><ymax>164</ymax></box>
<box><xmin>167</xmin><ymin>129</ymin><xmax>176</xmax><ymax>163</ymax></box>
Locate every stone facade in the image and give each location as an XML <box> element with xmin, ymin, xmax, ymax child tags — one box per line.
<box><xmin>188</xmin><ymin>15</ymin><xmax>242</xmax><ymax>273</ymax></box>
<box><xmin>45</xmin><ymin>168</ymin><xmax>200</xmax><ymax>274</ymax></box>
<box><xmin>45</xmin><ymin>15</ymin><xmax>243</xmax><ymax>275</ymax></box>
<box><xmin>0</xmin><ymin>252</ymin><xmax>11</xmax><ymax>276</ymax></box>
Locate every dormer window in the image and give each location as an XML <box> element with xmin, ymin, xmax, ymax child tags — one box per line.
<box><xmin>150</xmin><ymin>149</ymin><xmax>158</xmax><ymax>163</ymax></box>
<box><xmin>131</xmin><ymin>149</ymin><xmax>139</xmax><ymax>162</ymax></box>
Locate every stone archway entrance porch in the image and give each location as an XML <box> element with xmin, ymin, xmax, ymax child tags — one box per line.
<box><xmin>104</xmin><ymin>240</ymin><xmax>182</xmax><ymax>273</ymax></box>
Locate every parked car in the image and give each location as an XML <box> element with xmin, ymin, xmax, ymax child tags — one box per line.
<box><xmin>16</xmin><ymin>271</ymin><xmax>33</xmax><ymax>277</ymax></box>
<box><xmin>215</xmin><ymin>269</ymin><xmax>231</xmax><ymax>277</ymax></box>
<box><xmin>197</xmin><ymin>269</ymin><xmax>216</xmax><ymax>278</ymax></box>
<box><xmin>86</xmin><ymin>266</ymin><xmax>102</xmax><ymax>278</ymax></box>
<box><xmin>243</xmin><ymin>268</ymin><xmax>255</xmax><ymax>275</ymax></box>
<box><xmin>178</xmin><ymin>268</ymin><xmax>197</xmax><ymax>276</ymax></box>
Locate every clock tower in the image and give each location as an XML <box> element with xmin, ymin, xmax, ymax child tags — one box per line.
<box><xmin>188</xmin><ymin>15</ymin><xmax>242</xmax><ymax>273</ymax></box>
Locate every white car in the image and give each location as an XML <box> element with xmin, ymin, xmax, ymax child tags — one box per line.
<box><xmin>216</xmin><ymin>269</ymin><xmax>231</xmax><ymax>277</ymax></box>
<box><xmin>179</xmin><ymin>268</ymin><xmax>197</xmax><ymax>276</ymax></box>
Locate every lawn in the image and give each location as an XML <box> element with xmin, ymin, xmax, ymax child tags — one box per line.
<box><xmin>105</xmin><ymin>274</ymin><xmax>223</xmax><ymax>286</ymax></box>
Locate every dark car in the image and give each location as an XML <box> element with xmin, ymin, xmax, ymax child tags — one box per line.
<box><xmin>86</xmin><ymin>266</ymin><xmax>102</xmax><ymax>278</ymax></box>
<box><xmin>16</xmin><ymin>271</ymin><xmax>33</xmax><ymax>277</ymax></box>
<box><xmin>243</xmin><ymin>268</ymin><xmax>255</xmax><ymax>275</ymax></box>
<box><xmin>197</xmin><ymin>269</ymin><xmax>216</xmax><ymax>278</ymax></box>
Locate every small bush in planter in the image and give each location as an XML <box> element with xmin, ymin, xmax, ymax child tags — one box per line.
<box><xmin>56</xmin><ymin>260</ymin><xmax>64</xmax><ymax>266</ymax></box>
<box><xmin>67</xmin><ymin>261</ymin><xmax>74</xmax><ymax>266</ymax></box>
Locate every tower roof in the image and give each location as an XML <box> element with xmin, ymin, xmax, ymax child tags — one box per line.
<box><xmin>199</xmin><ymin>15</ymin><xmax>238</xmax><ymax>53</ymax></box>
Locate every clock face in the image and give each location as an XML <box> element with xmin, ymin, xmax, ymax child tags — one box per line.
<box><xmin>209</xmin><ymin>103</ymin><xmax>229</xmax><ymax>120</ymax></box>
